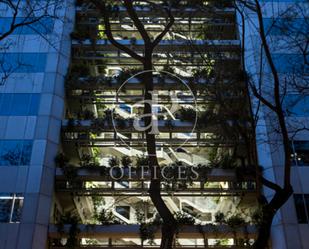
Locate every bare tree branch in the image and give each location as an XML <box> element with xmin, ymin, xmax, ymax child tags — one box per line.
<box><xmin>152</xmin><ymin>6</ymin><xmax>175</xmax><ymax>48</ymax></box>
<box><xmin>123</xmin><ymin>0</ymin><xmax>151</xmax><ymax>45</ymax></box>
<box><xmin>90</xmin><ymin>0</ymin><xmax>145</xmax><ymax>63</ymax></box>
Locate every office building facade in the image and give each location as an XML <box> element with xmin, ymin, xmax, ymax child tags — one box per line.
<box><xmin>0</xmin><ymin>0</ymin><xmax>308</xmax><ymax>248</ymax></box>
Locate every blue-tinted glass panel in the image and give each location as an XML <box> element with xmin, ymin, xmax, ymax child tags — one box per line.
<box><xmin>0</xmin><ymin>140</ymin><xmax>32</xmax><ymax>166</ymax></box>
<box><xmin>283</xmin><ymin>95</ymin><xmax>309</xmax><ymax>117</ymax></box>
<box><xmin>0</xmin><ymin>93</ymin><xmax>40</xmax><ymax>116</ymax></box>
<box><xmin>294</xmin><ymin>194</ymin><xmax>308</xmax><ymax>223</ymax></box>
<box><xmin>0</xmin><ymin>198</ymin><xmax>12</xmax><ymax>223</ymax></box>
<box><xmin>0</xmin><ymin>140</ymin><xmax>23</xmax><ymax>166</ymax></box>
<box><xmin>0</xmin><ymin>53</ymin><xmax>47</xmax><ymax>73</ymax></box>
<box><xmin>264</xmin><ymin>18</ymin><xmax>309</xmax><ymax>36</ymax></box>
<box><xmin>0</xmin><ymin>17</ymin><xmax>54</xmax><ymax>35</ymax></box>
<box><xmin>20</xmin><ymin>141</ymin><xmax>33</xmax><ymax>165</ymax></box>
<box><xmin>0</xmin><ymin>94</ymin><xmax>12</xmax><ymax>115</ymax></box>
<box><xmin>29</xmin><ymin>94</ymin><xmax>40</xmax><ymax>115</ymax></box>
<box><xmin>272</xmin><ymin>54</ymin><xmax>309</xmax><ymax>74</ymax></box>
<box><xmin>263</xmin><ymin>0</ymin><xmax>308</xmax><ymax>2</ymax></box>
<box><xmin>11</xmin><ymin>94</ymin><xmax>31</xmax><ymax>115</ymax></box>
<box><xmin>293</xmin><ymin>141</ymin><xmax>309</xmax><ymax>166</ymax></box>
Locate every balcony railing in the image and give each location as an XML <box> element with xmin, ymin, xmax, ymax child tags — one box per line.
<box><xmin>51</xmin><ymin>245</ymin><xmax>251</xmax><ymax>249</ymax></box>
<box><xmin>49</xmin><ymin>224</ymin><xmax>257</xmax><ymax>239</ymax></box>
<box><xmin>55</xmin><ymin>167</ymin><xmax>256</xmax><ymax>182</ymax></box>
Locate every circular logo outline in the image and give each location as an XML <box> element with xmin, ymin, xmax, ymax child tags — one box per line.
<box><xmin>111</xmin><ymin>70</ymin><xmax>198</xmax><ymax>156</ymax></box>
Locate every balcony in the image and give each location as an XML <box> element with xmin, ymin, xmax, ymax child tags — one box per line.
<box><xmin>49</xmin><ymin>224</ymin><xmax>257</xmax><ymax>239</ymax></box>
<box><xmin>51</xmin><ymin>247</ymin><xmax>251</xmax><ymax>249</ymax></box>
<box><xmin>55</xmin><ymin>166</ymin><xmax>256</xmax><ymax>196</ymax></box>
<box><xmin>72</xmin><ymin>39</ymin><xmax>240</xmax><ymax>53</ymax></box>
<box><xmin>75</xmin><ymin>4</ymin><xmax>236</xmax><ymax>18</ymax></box>
<box><xmin>55</xmin><ymin>167</ymin><xmax>255</xmax><ymax>182</ymax></box>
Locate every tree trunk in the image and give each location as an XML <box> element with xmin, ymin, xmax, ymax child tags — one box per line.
<box><xmin>143</xmin><ymin>55</ymin><xmax>177</xmax><ymax>249</ymax></box>
<box><xmin>253</xmin><ymin>207</ymin><xmax>275</xmax><ymax>249</ymax></box>
<box><xmin>253</xmin><ymin>187</ymin><xmax>293</xmax><ymax>249</ymax></box>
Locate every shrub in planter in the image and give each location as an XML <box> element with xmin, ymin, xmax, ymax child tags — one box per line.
<box><xmin>174</xmin><ymin>212</ymin><xmax>195</xmax><ymax>225</ymax></box>
<box><xmin>55</xmin><ymin>153</ymin><xmax>69</xmax><ymax>168</ymax></box>
<box><xmin>115</xmin><ymin>116</ymin><xmax>127</xmax><ymax>129</ymax></box>
<box><xmin>70</xmin><ymin>64</ymin><xmax>90</xmax><ymax>78</ymax></box>
<box><xmin>178</xmin><ymin>107</ymin><xmax>196</xmax><ymax>122</ymax></box>
<box><xmin>121</xmin><ymin>155</ymin><xmax>132</xmax><ymax>167</ymax></box>
<box><xmin>96</xmin><ymin>209</ymin><xmax>120</xmax><ymax>225</ymax></box>
<box><xmin>136</xmin><ymin>156</ymin><xmax>149</xmax><ymax>168</ymax></box>
<box><xmin>57</xmin><ymin>213</ymin><xmax>80</xmax><ymax>249</ymax></box>
<box><xmin>209</xmin><ymin>154</ymin><xmax>237</xmax><ymax>169</ymax></box>
<box><xmin>83</xmin><ymin>109</ymin><xmax>95</xmax><ymax>120</ymax></box>
<box><xmin>140</xmin><ymin>222</ymin><xmax>156</xmax><ymax>245</ymax></box>
<box><xmin>67</xmin><ymin>118</ymin><xmax>75</xmax><ymax>131</ymax></box>
<box><xmin>80</xmin><ymin>154</ymin><xmax>92</xmax><ymax>167</ymax></box>
<box><xmin>215</xmin><ymin>212</ymin><xmax>225</xmax><ymax>224</ymax></box>
<box><xmin>108</xmin><ymin>157</ymin><xmax>119</xmax><ymax>167</ymax></box>
<box><xmin>226</xmin><ymin>214</ymin><xmax>246</xmax><ymax>229</ymax></box>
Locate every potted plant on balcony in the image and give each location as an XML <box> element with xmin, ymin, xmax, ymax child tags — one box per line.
<box><xmin>57</xmin><ymin>213</ymin><xmax>81</xmax><ymax>249</ymax></box>
<box><xmin>55</xmin><ymin>153</ymin><xmax>69</xmax><ymax>168</ymax></box>
<box><xmin>121</xmin><ymin>155</ymin><xmax>132</xmax><ymax>167</ymax></box>
<box><xmin>83</xmin><ymin>109</ymin><xmax>95</xmax><ymax>120</ymax></box>
<box><xmin>95</xmin><ymin>208</ymin><xmax>120</xmax><ymax>225</ymax></box>
<box><xmin>177</xmin><ymin>107</ymin><xmax>195</xmax><ymax>122</ymax></box>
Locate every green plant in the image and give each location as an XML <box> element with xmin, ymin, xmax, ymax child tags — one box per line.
<box><xmin>115</xmin><ymin>116</ymin><xmax>127</xmax><ymax>129</ymax></box>
<box><xmin>70</xmin><ymin>29</ymin><xmax>90</xmax><ymax>40</ymax></box>
<box><xmin>70</xmin><ymin>64</ymin><xmax>90</xmax><ymax>78</ymax></box>
<box><xmin>209</xmin><ymin>154</ymin><xmax>237</xmax><ymax>169</ymax></box>
<box><xmin>92</xmin><ymin>196</ymin><xmax>105</xmax><ymax>214</ymax></box>
<box><xmin>121</xmin><ymin>155</ymin><xmax>132</xmax><ymax>167</ymax></box>
<box><xmin>57</xmin><ymin>213</ymin><xmax>80</xmax><ymax>249</ymax></box>
<box><xmin>174</xmin><ymin>212</ymin><xmax>195</xmax><ymax>225</ymax></box>
<box><xmin>252</xmin><ymin>209</ymin><xmax>263</xmax><ymax>225</ymax></box>
<box><xmin>67</xmin><ymin>118</ymin><xmax>75</xmax><ymax>131</ymax></box>
<box><xmin>62</xmin><ymin>166</ymin><xmax>82</xmax><ymax>188</ymax></box>
<box><xmin>80</xmin><ymin>154</ymin><xmax>92</xmax><ymax>166</ymax></box>
<box><xmin>226</xmin><ymin>214</ymin><xmax>246</xmax><ymax>229</ymax></box>
<box><xmin>215</xmin><ymin>239</ymin><xmax>230</xmax><ymax>246</ymax></box>
<box><xmin>139</xmin><ymin>222</ymin><xmax>156</xmax><ymax>245</ymax></box>
<box><xmin>96</xmin><ymin>209</ymin><xmax>120</xmax><ymax>225</ymax></box>
<box><xmin>54</xmin><ymin>153</ymin><xmax>69</xmax><ymax>168</ymax></box>
<box><xmin>215</xmin><ymin>212</ymin><xmax>225</xmax><ymax>223</ymax></box>
<box><xmin>108</xmin><ymin>157</ymin><xmax>119</xmax><ymax>167</ymax></box>
<box><xmin>177</xmin><ymin>107</ymin><xmax>196</xmax><ymax>122</ymax></box>
<box><xmin>136</xmin><ymin>156</ymin><xmax>148</xmax><ymax>168</ymax></box>
<box><xmin>83</xmin><ymin>109</ymin><xmax>95</xmax><ymax>120</ymax></box>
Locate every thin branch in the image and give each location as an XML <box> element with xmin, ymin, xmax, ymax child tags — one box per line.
<box><xmin>91</xmin><ymin>0</ymin><xmax>145</xmax><ymax>63</ymax></box>
<box><xmin>123</xmin><ymin>0</ymin><xmax>151</xmax><ymax>45</ymax></box>
<box><xmin>254</xmin><ymin>0</ymin><xmax>292</xmax><ymax>189</ymax></box>
<box><xmin>249</xmin><ymin>81</ymin><xmax>277</xmax><ymax>112</ymax></box>
<box><xmin>261</xmin><ymin>176</ymin><xmax>283</xmax><ymax>192</ymax></box>
<box><xmin>152</xmin><ymin>6</ymin><xmax>175</xmax><ymax>48</ymax></box>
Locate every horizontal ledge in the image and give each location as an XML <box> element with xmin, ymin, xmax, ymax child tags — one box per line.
<box><xmin>51</xmin><ymin>246</ymin><xmax>250</xmax><ymax>249</ymax></box>
<box><xmin>55</xmin><ymin>167</ymin><xmax>255</xmax><ymax>182</ymax></box>
<box><xmin>49</xmin><ymin>224</ymin><xmax>257</xmax><ymax>239</ymax></box>
<box><xmin>54</xmin><ymin>189</ymin><xmax>257</xmax><ymax>196</ymax></box>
